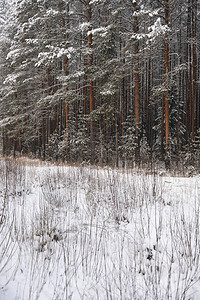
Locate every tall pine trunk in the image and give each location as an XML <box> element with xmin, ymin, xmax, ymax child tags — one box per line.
<box><xmin>164</xmin><ymin>0</ymin><xmax>170</xmax><ymax>168</ymax></box>
<box><xmin>62</xmin><ymin>11</ymin><xmax>70</xmax><ymax>158</ymax></box>
<box><xmin>133</xmin><ymin>1</ymin><xmax>140</xmax><ymax>163</ymax></box>
<box><xmin>88</xmin><ymin>0</ymin><xmax>94</xmax><ymax>161</ymax></box>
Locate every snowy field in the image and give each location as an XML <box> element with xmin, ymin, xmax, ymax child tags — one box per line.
<box><xmin>0</xmin><ymin>158</ymin><xmax>200</xmax><ymax>300</ymax></box>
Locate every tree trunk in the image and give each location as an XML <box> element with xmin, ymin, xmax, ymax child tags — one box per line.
<box><xmin>133</xmin><ymin>1</ymin><xmax>140</xmax><ymax>163</ymax></box>
<box><xmin>120</xmin><ymin>10</ymin><xmax>124</xmax><ymax>137</ymax></box>
<box><xmin>164</xmin><ymin>0</ymin><xmax>170</xmax><ymax>168</ymax></box>
<box><xmin>88</xmin><ymin>0</ymin><xmax>94</xmax><ymax>160</ymax></box>
<box><xmin>62</xmin><ymin>12</ymin><xmax>69</xmax><ymax>158</ymax></box>
<box><xmin>192</xmin><ymin>0</ymin><xmax>197</xmax><ymax>140</ymax></box>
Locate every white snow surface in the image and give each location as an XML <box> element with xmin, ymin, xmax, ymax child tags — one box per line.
<box><xmin>0</xmin><ymin>158</ymin><xmax>200</xmax><ymax>299</ymax></box>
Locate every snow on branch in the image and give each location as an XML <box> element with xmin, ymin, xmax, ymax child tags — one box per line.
<box><xmin>147</xmin><ymin>18</ymin><xmax>170</xmax><ymax>42</ymax></box>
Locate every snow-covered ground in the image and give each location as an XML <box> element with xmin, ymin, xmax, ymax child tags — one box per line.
<box><xmin>0</xmin><ymin>158</ymin><xmax>200</xmax><ymax>300</ymax></box>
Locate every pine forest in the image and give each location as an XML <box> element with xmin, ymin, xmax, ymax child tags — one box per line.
<box><xmin>0</xmin><ymin>0</ymin><xmax>200</xmax><ymax>170</ymax></box>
